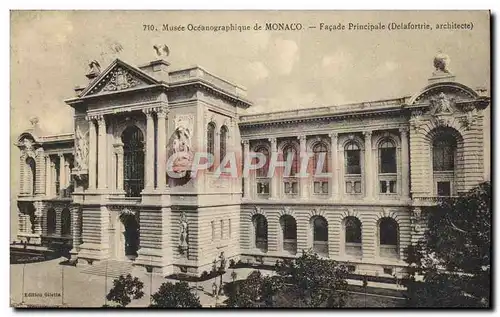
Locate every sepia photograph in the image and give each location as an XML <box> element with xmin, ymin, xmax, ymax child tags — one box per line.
<box><xmin>9</xmin><ymin>10</ymin><xmax>491</xmax><ymax>308</ymax></box>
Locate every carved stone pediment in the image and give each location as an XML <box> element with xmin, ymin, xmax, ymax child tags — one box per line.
<box><xmin>82</xmin><ymin>60</ymin><xmax>158</xmax><ymax>97</ymax></box>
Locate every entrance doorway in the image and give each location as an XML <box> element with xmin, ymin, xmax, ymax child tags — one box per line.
<box><xmin>117</xmin><ymin>213</ymin><xmax>140</xmax><ymax>260</ymax></box>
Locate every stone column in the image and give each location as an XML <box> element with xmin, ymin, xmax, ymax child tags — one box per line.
<box><xmin>242</xmin><ymin>139</ymin><xmax>250</xmax><ymax>199</ymax></box>
<box><xmin>269</xmin><ymin>137</ymin><xmax>278</xmax><ymax>199</ymax></box>
<box><xmin>97</xmin><ymin>116</ymin><xmax>107</xmax><ymax>190</ymax></box>
<box><xmin>114</xmin><ymin>143</ymin><xmax>124</xmax><ymax>191</ymax></box>
<box><xmin>51</xmin><ymin>161</ymin><xmax>57</xmax><ymax>196</ymax></box>
<box><xmin>88</xmin><ymin>118</ymin><xmax>97</xmax><ymax>190</ymax></box>
<box><xmin>45</xmin><ymin>155</ymin><xmax>52</xmax><ymax>197</ymax></box>
<box><xmin>363</xmin><ymin>131</ymin><xmax>373</xmax><ymax>199</ymax></box>
<box><xmin>400</xmin><ymin>127</ymin><xmax>410</xmax><ymax>198</ymax></box>
<box><xmin>65</xmin><ymin>159</ymin><xmax>71</xmax><ymax>189</ymax></box>
<box><xmin>144</xmin><ymin>109</ymin><xmax>155</xmax><ymax>191</ymax></box>
<box><xmin>59</xmin><ymin>154</ymin><xmax>66</xmax><ymax>193</ymax></box>
<box><xmin>329</xmin><ymin>132</ymin><xmax>338</xmax><ymax>199</ymax></box>
<box><xmin>298</xmin><ymin>135</ymin><xmax>307</xmax><ymax>198</ymax></box>
<box><xmin>156</xmin><ymin>107</ymin><xmax>168</xmax><ymax>190</ymax></box>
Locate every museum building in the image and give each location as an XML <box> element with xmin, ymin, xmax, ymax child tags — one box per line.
<box><xmin>14</xmin><ymin>54</ymin><xmax>490</xmax><ymax>277</ymax></box>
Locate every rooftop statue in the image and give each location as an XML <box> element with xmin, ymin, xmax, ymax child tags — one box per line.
<box><xmin>433</xmin><ymin>52</ymin><xmax>451</xmax><ymax>74</ymax></box>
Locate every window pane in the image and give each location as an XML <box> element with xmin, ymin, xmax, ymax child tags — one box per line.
<box><xmin>313</xmin><ymin>143</ymin><xmax>328</xmax><ymax>174</ymax></box>
<box><xmin>122</xmin><ymin>126</ymin><xmax>145</xmax><ymax>197</ymax></box>
<box><xmin>220</xmin><ymin>126</ymin><xmax>227</xmax><ymax>165</ymax></box>
<box><xmin>314</xmin><ymin>182</ymin><xmax>321</xmax><ymax>193</ymax></box>
<box><xmin>380</xmin><ymin>181</ymin><xmax>388</xmax><ymax>193</ymax></box>
<box><xmin>282</xmin><ymin>216</ymin><xmax>297</xmax><ymax>240</ymax></box>
<box><xmin>380</xmin><ymin>219</ymin><xmax>398</xmax><ymax>245</ymax></box>
<box><xmin>292</xmin><ymin>182</ymin><xmax>298</xmax><ymax>194</ymax></box>
<box><xmin>354</xmin><ymin>181</ymin><xmax>362</xmax><ymax>193</ymax></box>
<box><xmin>322</xmin><ymin>182</ymin><xmax>329</xmax><ymax>194</ymax></box>
<box><xmin>380</xmin><ymin>148</ymin><xmax>397</xmax><ymax>173</ymax></box>
<box><xmin>346</xmin><ymin>150</ymin><xmax>361</xmax><ymax>174</ymax></box>
<box><xmin>437</xmin><ymin>181</ymin><xmax>451</xmax><ymax>196</ymax></box>
<box><xmin>256</xmin><ymin>147</ymin><xmax>270</xmax><ymax>177</ymax></box>
<box><xmin>389</xmin><ymin>180</ymin><xmax>396</xmax><ymax>193</ymax></box>
<box><xmin>283</xmin><ymin>146</ymin><xmax>298</xmax><ymax>176</ymax></box>
<box><xmin>345</xmin><ymin>182</ymin><xmax>352</xmax><ymax>193</ymax></box>
<box><xmin>433</xmin><ymin>135</ymin><xmax>456</xmax><ymax>171</ymax></box>
<box><xmin>345</xmin><ymin>217</ymin><xmax>361</xmax><ymax>243</ymax></box>
<box><xmin>313</xmin><ymin>217</ymin><xmax>328</xmax><ymax>241</ymax></box>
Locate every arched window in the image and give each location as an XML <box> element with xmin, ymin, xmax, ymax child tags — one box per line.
<box><xmin>312</xmin><ymin>216</ymin><xmax>328</xmax><ymax>255</ymax></box>
<box><xmin>61</xmin><ymin>208</ymin><xmax>71</xmax><ymax>236</ymax></box>
<box><xmin>122</xmin><ymin>126</ymin><xmax>145</xmax><ymax>197</ymax></box>
<box><xmin>280</xmin><ymin>215</ymin><xmax>297</xmax><ymax>254</ymax></box>
<box><xmin>312</xmin><ymin>142</ymin><xmax>329</xmax><ymax>194</ymax></box>
<box><xmin>46</xmin><ymin>208</ymin><xmax>56</xmax><ymax>235</ymax></box>
<box><xmin>283</xmin><ymin>144</ymin><xmax>298</xmax><ymax>177</ymax></box>
<box><xmin>25</xmin><ymin>157</ymin><xmax>36</xmax><ymax>195</ymax></box>
<box><xmin>379</xmin><ymin>217</ymin><xmax>399</xmax><ymax>258</ymax></box>
<box><xmin>345</xmin><ymin>217</ymin><xmax>362</xmax><ymax>243</ymax></box>
<box><xmin>433</xmin><ymin>134</ymin><xmax>457</xmax><ymax>171</ymax></box>
<box><xmin>345</xmin><ymin>142</ymin><xmax>361</xmax><ymax>175</ymax></box>
<box><xmin>220</xmin><ymin>125</ymin><xmax>228</xmax><ymax>165</ymax></box>
<box><xmin>344</xmin><ymin>216</ymin><xmax>362</xmax><ymax>256</ymax></box>
<box><xmin>252</xmin><ymin>214</ymin><xmax>268</xmax><ymax>251</ymax></box>
<box><xmin>255</xmin><ymin>146</ymin><xmax>270</xmax><ymax>195</ymax></box>
<box><xmin>255</xmin><ymin>147</ymin><xmax>270</xmax><ymax>178</ymax></box>
<box><xmin>432</xmin><ymin>132</ymin><xmax>458</xmax><ymax>196</ymax></box>
<box><xmin>313</xmin><ymin>143</ymin><xmax>328</xmax><ymax>174</ymax></box>
<box><xmin>379</xmin><ymin>139</ymin><xmax>397</xmax><ymax>173</ymax></box>
<box><xmin>207</xmin><ymin>122</ymin><xmax>216</xmax><ymax>171</ymax></box>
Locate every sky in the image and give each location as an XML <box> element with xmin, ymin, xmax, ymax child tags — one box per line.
<box><xmin>11</xmin><ymin>10</ymin><xmax>490</xmax><ymax>136</ymax></box>
<box><xmin>7</xmin><ymin>10</ymin><xmax>491</xmax><ymax>240</ymax></box>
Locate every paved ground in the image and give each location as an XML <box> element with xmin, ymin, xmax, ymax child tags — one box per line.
<box><xmin>10</xmin><ymin>256</ymin><xmax>262</xmax><ymax>307</ymax></box>
<box><xmin>10</xmin><ymin>256</ymin><xmax>404</xmax><ymax>308</ymax></box>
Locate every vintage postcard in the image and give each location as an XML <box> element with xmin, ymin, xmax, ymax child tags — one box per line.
<box><xmin>10</xmin><ymin>10</ymin><xmax>491</xmax><ymax>308</ymax></box>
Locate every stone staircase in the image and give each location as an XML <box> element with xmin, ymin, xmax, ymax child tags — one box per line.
<box><xmin>80</xmin><ymin>260</ymin><xmax>134</xmax><ymax>278</ymax></box>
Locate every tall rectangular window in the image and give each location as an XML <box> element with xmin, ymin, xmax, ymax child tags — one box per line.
<box><xmin>211</xmin><ymin>221</ymin><xmax>215</xmax><ymax>241</ymax></box>
<box><xmin>228</xmin><ymin>219</ymin><xmax>232</xmax><ymax>238</ymax></box>
<box><xmin>345</xmin><ymin>143</ymin><xmax>361</xmax><ymax>175</ymax></box>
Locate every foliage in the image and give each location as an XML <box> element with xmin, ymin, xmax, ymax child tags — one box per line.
<box><xmin>150</xmin><ymin>281</ymin><xmax>201</xmax><ymax>308</ymax></box>
<box><xmin>225</xmin><ymin>250</ymin><xmax>348</xmax><ymax>308</ymax></box>
<box><xmin>106</xmin><ymin>274</ymin><xmax>144</xmax><ymax>307</ymax></box>
<box><xmin>224</xmin><ymin>270</ymin><xmax>283</xmax><ymax>307</ymax></box>
<box><xmin>404</xmin><ymin>182</ymin><xmax>491</xmax><ymax>308</ymax></box>
<box><xmin>274</xmin><ymin>250</ymin><xmax>349</xmax><ymax>307</ymax></box>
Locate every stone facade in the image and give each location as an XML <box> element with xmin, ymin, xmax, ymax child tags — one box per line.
<box><xmin>14</xmin><ymin>55</ymin><xmax>490</xmax><ymax>278</ymax></box>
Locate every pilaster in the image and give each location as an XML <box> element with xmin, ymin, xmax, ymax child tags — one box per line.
<box><xmin>298</xmin><ymin>135</ymin><xmax>307</xmax><ymax>199</ymax></box>
<box><xmin>87</xmin><ymin>117</ymin><xmax>97</xmax><ymax>190</ymax></box>
<box><xmin>329</xmin><ymin>132</ymin><xmax>338</xmax><ymax>200</ymax></box>
<box><xmin>363</xmin><ymin>131</ymin><xmax>373</xmax><ymax>199</ymax></box>
<box><xmin>143</xmin><ymin>108</ymin><xmax>155</xmax><ymax>191</ymax></box>
<box><xmin>269</xmin><ymin>137</ymin><xmax>278</xmax><ymax>199</ymax></box>
<box><xmin>400</xmin><ymin>127</ymin><xmax>410</xmax><ymax>199</ymax></box>
<box><xmin>242</xmin><ymin>139</ymin><xmax>250</xmax><ymax>199</ymax></box>
<box><xmin>156</xmin><ymin>107</ymin><xmax>168</xmax><ymax>191</ymax></box>
<box><xmin>97</xmin><ymin>115</ymin><xmax>107</xmax><ymax>190</ymax></box>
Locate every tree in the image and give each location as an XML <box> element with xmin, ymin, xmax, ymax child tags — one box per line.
<box><xmin>274</xmin><ymin>250</ymin><xmax>349</xmax><ymax>307</ymax></box>
<box><xmin>106</xmin><ymin>274</ymin><xmax>144</xmax><ymax>307</ymax></box>
<box><xmin>224</xmin><ymin>270</ymin><xmax>283</xmax><ymax>307</ymax></box>
<box><xmin>150</xmin><ymin>281</ymin><xmax>201</xmax><ymax>308</ymax></box>
<box><xmin>225</xmin><ymin>250</ymin><xmax>348</xmax><ymax>308</ymax></box>
<box><xmin>404</xmin><ymin>182</ymin><xmax>491</xmax><ymax>308</ymax></box>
